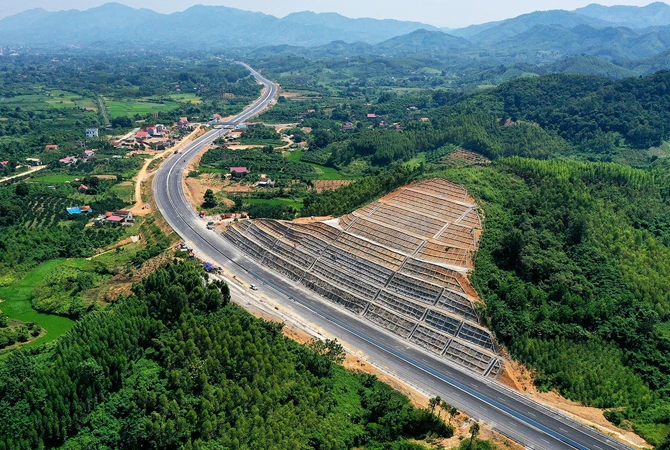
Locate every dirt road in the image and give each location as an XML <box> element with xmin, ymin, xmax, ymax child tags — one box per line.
<box><xmin>0</xmin><ymin>165</ymin><xmax>46</xmax><ymax>183</ymax></box>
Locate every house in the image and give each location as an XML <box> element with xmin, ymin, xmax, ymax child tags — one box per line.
<box><xmin>114</xmin><ymin>209</ymin><xmax>134</xmax><ymax>223</ymax></box>
<box><xmin>59</xmin><ymin>156</ymin><xmax>77</xmax><ymax>166</ymax></box>
<box><xmin>230</xmin><ymin>167</ymin><xmax>249</xmax><ymax>177</ymax></box>
<box><xmin>80</xmin><ymin>206</ymin><xmax>92</xmax><ymax>213</ymax></box>
<box><xmin>420</xmin><ymin>117</ymin><xmax>430</xmax><ymax>122</ymax></box>
<box><xmin>155</xmin><ymin>124</ymin><xmax>167</xmax><ymax>133</ymax></box>
<box><xmin>135</xmin><ymin>130</ymin><xmax>149</xmax><ymax>141</ymax></box>
<box><xmin>407</xmin><ymin>106</ymin><xmax>419</xmax><ymax>111</ymax></box>
<box><xmin>78</xmin><ymin>184</ymin><xmax>89</xmax><ymax>193</ymax></box>
<box><xmin>66</xmin><ymin>206</ymin><xmax>81</xmax><ymax>215</ymax></box>
<box><xmin>226</xmin><ymin>131</ymin><xmax>242</xmax><ymax>141</ymax></box>
<box><xmin>0</xmin><ymin>161</ymin><xmax>8</xmax><ymax>167</ymax></box>
<box><xmin>105</xmin><ymin>215</ymin><xmax>124</xmax><ymax>223</ymax></box>
<box><xmin>104</xmin><ymin>209</ymin><xmax>133</xmax><ymax>224</ymax></box>
<box><xmin>213</xmin><ymin>113</ymin><xmax>222</xmax><ymax>121</ymax></box>
<box><xmin>256</xmin><ymin>174</ymin><xmax>275</xmax><ymax>188</ymax></box>
<box><xmin>26</xmin><ymin>157</ymin><xmax>42</xmax><ymax>166</ymax></box>
<box><xmin>306</xmin><ymin>109</ymin><xmax>316</xmax><ymax>114</ymax></box>
<box><xmin>85</xmin><ymin>128</ymin><xmax>99</xmax><ymax>139</ymax></box>
<box><xmin>45</xmin><ymin>144</ymin><xmax>58</xmax><ymax>151</ymax></box>
<box><xmin>178</xmin><ymin>117</ymin><xmax>189</xmax><ymax>129</ymax></box>
<box><xmin>82</xmin><ymin>149</ymin><xmax>95</xmax><ymax>160</ymax></box>
<box><xmin>367</xmin><ymin>113</ymin><xmax>377</xmax><ymax>119</ymax></box>
<box><xmin>341</xmin><ymin>122</ymin><xmax>354</xmax><ymax>131</ymax></box>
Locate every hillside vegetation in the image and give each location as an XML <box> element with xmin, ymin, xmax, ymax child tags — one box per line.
<box><xmin>0</xmin><ymin>261</ymin><xmax>451</xmax><ymax>449</ymax></box>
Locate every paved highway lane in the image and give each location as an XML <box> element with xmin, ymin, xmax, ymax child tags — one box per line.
<box><xmin>155</xmin><ymin>64</ymin><xmax>633</xmax><ymax>450</ymax></box>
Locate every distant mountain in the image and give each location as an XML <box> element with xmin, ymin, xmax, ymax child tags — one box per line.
<box><xmin>450</xmin><ymin>10</ymin><xmax>611</xmax><ymax>43</ymax></box>
<box><xmin>374</xmin><ymin>29</ymin><xmax>473</xmax><ymax>56</ymax></box>
<box><xmin>247</xmin><ymin>30</ymin><xmax>471</xmax><ymax>60</ymax></box>
<box><xmin>0</xmin><ymin>2</ymin><xmax>438</xmax><ymax>49</ymax></box>
<box><xmin>575</xmin><ymin>2</ymin><xmax>670</xmax><ymax>28</ymax></box>
<box><xmin>495</xmin><ymin>23</ymin><xmax>670</xmax><ymax>61</ymax></box>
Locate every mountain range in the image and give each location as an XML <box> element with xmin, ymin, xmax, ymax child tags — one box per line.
<box><xmin>3</xmin><ymin>2</ymin><xmax>670</xmax><ymax>76</ymax></box>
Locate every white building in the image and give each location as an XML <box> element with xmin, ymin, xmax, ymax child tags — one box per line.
<box><xmin>85</xmin><ymin>128</ymin><xmax>99</xmax><ymax>139</ymax></box>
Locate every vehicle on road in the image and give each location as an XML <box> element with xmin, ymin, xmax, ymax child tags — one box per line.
<box><xmin>250</xmin><ymin>284</ymin><xmax>258</xmax><ymax>290</ymax></box>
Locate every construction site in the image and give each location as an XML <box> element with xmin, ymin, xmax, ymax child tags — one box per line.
<box><xmin>222</xmin><ymin>178</ymin><xmax>503</xmax><ymax>378</ymax></box>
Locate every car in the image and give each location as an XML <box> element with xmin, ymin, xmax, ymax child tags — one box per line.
<box><xmin>250</xmin><ymin>284</ymin><xmax>258</xmax><ymax>290</ymax></box>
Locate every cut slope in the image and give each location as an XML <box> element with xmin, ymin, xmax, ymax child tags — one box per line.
<box><xmin>222</xmin><ymin>178</ymin><xmax>502</xmax><ymax>377</ymax></box>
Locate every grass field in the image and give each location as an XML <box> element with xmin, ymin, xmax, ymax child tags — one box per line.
<box><xmin>0</xmin><ymin>260</ymin><xmax>75</xmax><ymax>350</ymax></box>
<box><xmin>246</xmin><ymin>197</ymin><xmax>304</xmax><ymax>210</ymax></box>
<box><xmin>30</xmin><ymin>174</ymin><xmax>77</xmax><ymax>183</ymax></box>
<box><xmin>1</xmin><ymin>90</ymin><xmax>97</xmax><ymax>112</ymax></box>
<box><xmin>105</xmin><ymin>99</ymin><xmax>179</xmax><ymax>118</ymax></box>
<box><xmin>404</xmin><ymin>153</ymin><xmax>427</xmax><ymax>169</ymax></box>
<box><xmin>110</xmin><ymin>181</ymin><xmax>135</xmax><ymax>203</ymax></box>
<box><xmin>284</xmin><ymin>151</ymin><xmax>358</xmax><ymax>180</ymax></box>
<box><xmin>198</xmin><ymin>167</ymin><xmax>226</xmax><ymax>174</ymax></box>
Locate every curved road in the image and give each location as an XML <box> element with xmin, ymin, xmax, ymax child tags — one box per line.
<box><xmin>154</xmin><ymin>63</ymin><xmax>634</xmax><ymax>450</ymax></box>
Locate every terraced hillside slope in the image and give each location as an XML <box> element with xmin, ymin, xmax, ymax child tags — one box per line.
<box><xmin>222</xmin><ymin>178</ymin><xmax>502</xmax><ymax>377</ymax></box>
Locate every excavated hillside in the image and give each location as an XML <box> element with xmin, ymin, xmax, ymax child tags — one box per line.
<box><xmin>222</xmin><ymin>178</ymin><xmax>506</xmax><ymax>377</ymax></box>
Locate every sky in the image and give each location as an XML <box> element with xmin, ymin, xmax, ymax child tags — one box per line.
<box><xmin>0</xmin><ymin>0</ymin><xmax>659</xmax><ymax>27</ymax></box>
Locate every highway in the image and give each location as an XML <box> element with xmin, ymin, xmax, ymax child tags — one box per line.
<box><xmin>154</xmin><ymin>63</ymin><xmax>634</xmax><ymax>450</ymax></box>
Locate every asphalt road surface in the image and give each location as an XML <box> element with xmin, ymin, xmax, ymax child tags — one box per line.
<box><xmin>154</xmin><ymin>63</ymin><xmax>633</xmax><ymax>450</ymax></box>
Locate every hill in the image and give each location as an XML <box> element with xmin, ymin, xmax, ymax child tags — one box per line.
<box><xmin>540</xmin><ymin>55</ymin><xmax>639</xmax><ymax>79</ymax></box>
<box><xmin>453</xmin><ymin>9</ymin><xmax>611</xmax><ymax>44</ymax></box>
<box><xmin>0</xmin><ymin>3</ymin><xmax>438</xmax><ymax>49</ymax></box>
<box><xmin>493</xmin><ymin>23</ymin><xmax>670</xmax><ymax>61</ymax></box>
<box><xmin>374</xmin><ymin>29</ymin><xmax>473</xmax><ymax>55</ymax></box>
<box><xmin>575</xmin><ymin>2</ymin><xmax>670</xmax><ymax>28</ymax></box>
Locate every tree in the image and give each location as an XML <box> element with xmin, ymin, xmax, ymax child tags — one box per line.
<box><xmin>203</xmin><ymin>189</ymin><xmax>217</xmax><ymax>208</ymax></box>
<box><xmin>428</xmin><ymin>396</ymin><xmax>441</xmax><ymax>414</ymax></box>
<box><xmin>440</xmin><ymin>400</ymin><xmax>457</xmax><ymax>424</ymax></box>
<box><xmin>307</xmin><ymin>338</ymin><xmax>346</xmax><ymax>364</ymax></box>
<box><xmin>469</xmin><ymin>422</ymin><xmax>480</xmax><ymax>448</ymax></box>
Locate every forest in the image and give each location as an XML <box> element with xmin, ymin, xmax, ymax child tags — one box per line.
<box><xmin>0</xmin><ymin>261</ymin><xmax>451</xmax><ymax>449</ymax></box>
<box><xmin>445</xmin><ymin>158</ymin><xmax>670</xmax><ymax>444</ymax></box>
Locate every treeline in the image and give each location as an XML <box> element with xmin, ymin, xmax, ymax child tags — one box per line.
<box><xmin>0</xmin><ymin>261</ymin><xmax>451</xmax><ymax>449</ymax></box>
<box><xmin>440</xmin><ymin>158</ymin><xmax>670</xmax><ymax>444</ymax></box>
<box><xmin>302</xmin><ymin>165</ymin><xmax>421</xmax><ymax>217</ymax></box>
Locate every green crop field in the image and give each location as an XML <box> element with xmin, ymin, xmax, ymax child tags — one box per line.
<box><xmin>0</xmin><ymin>260</ymin><xmax>75</xmax><ymax>351</ymax></box>
<box><xmin>169</xmin><ymin>93</ymin><xmax>202</xmax><ymax>104</ymax></box>
<box><xmin>110</xmin><ymin>181</ymin><xmax>135</xmax><ymax>203</ymax></box>
<box><xmin>105</xmin><ymin>99</ymin><xmax>179</xmax><ymax>118</ymax></box>
<box><xmin>30</xmin><ymin>174</ymin><xmax>78</xmax><ymax>183</ymax></box>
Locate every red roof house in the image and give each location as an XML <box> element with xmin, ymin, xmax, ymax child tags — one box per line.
<box><xmin>229</xmin><ymin>167</ymin><xmax>250</xmax><ymax>175</ymax></box>
<box><xmin>367</xmin><ymin>113</ymin><xmax>377</xmax><ymax>119</ymax></box>
<box><xmin>106</xmin><ymin>215</ymin><xmax>124</xmax><ymax>222</ymax></box>
<box><xmin>45</xmin><ymin>144</ymin><xmax>58</xmax><ymax>150</ymax></box>
<box><xmin>135</xmin><ymin>131</ymin><xmax>149</xmax><ymax>140</ymax></box>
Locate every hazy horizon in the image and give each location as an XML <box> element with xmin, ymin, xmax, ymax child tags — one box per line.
<box><xmin>0</xmin><ymin>0</ymin><xmax>662</xmax><ymax>28</ymax></box>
